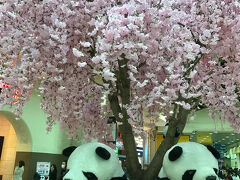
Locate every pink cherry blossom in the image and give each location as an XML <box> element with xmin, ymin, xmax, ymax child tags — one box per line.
<box><xmin>0</xmin><ymin>0</ymin><xmax>239</xmax><ymax>150</ymax></box>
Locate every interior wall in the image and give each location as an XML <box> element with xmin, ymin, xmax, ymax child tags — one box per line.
<box><xmin>0</xmin><ymin>117</ymin><xmax>17</xmax><ymax>180</ymax></box>
<box><xmin>2</xmin><ymin>92</ymin><xmax>77</xmax><ymax>155</ymax></box>
<box><xmin>0</xmin><ymin>113</ymin><xmax>32</xmax><ymax>153</ymax></box>
<box><xmin>0</xmin><ymin>92</ymin><xmax>81</xmax><ymax>179</ymax></box>
<box><xmin>15</xmin><ymin>152</ymin><xmax>67</xmax><ymax>180</ymax></box>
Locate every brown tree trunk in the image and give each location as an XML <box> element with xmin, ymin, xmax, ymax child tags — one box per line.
<box><xmin>110</xmin><ymin>94</ymin><xmax>190</xmax><ymax>180</ymax></box>
<box><xmin>142</xmin><ymin>106</ymin><xmax>190</xmax><ymax>180</ymax></box>
<box><xmin>109</xmin><ymin>55</ymin><xmax>191</xmax><ymax>180</ymax></box>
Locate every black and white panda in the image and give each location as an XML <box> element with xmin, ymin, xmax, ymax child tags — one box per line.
<box><xmin>63</xmin><ymin>142</ymin><xmax>126</xmax><ymax>180</ymax></box>
<box><xmin>158</xmin><ymin>142</ymin><xmax>220</xmax><ymax>180</ymax></box>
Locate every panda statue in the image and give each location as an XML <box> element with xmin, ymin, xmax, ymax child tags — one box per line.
<box><xmin>63</xmin><ymin>142</ymin><xmax>126</xmax><ymax>180</ymax></box>
<box><xmin>158</xmin><ymin>142</ymin><xmax>220</xmax><ymax>180</ymax></box>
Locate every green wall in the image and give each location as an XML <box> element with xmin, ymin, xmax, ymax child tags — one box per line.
<box><xmin>184</xmin><ymin>109</ymin><xmax>233</xmax><ymax>133</ymax></box>
<box><xmin>2</xmin><ymin>92</ymin><xmax>77</xmax><ymax>154</ymax></box>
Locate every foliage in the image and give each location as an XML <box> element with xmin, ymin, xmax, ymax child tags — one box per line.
<box><xmin>0</xmin><ymin>1</ymin><xmax>240</xmax><ymax>178</ymax></box>
<box><xmin>0</xmin><ymin>0</ymin><xmax>240</xmax><ymax>139</ymax></box>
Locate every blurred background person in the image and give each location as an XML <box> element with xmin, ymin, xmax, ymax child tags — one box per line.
<box><xmin>13</xmin><ymin>160</ymin><xmax>25</xmax><ymax>180</ymax></box>
<box><xmin>33</xmin><ymin>172</ymin><xmax>41</xmax><ymax>180</ymax></box>
<box><xmin>49</xmin><ymin>164</ymin><xmax>57</xmax><ymax>180</ymax></box>
<box><xmin>59</xmin><ymin>161</ymin><xmax>67</xmax><ymax>180</ymax></box>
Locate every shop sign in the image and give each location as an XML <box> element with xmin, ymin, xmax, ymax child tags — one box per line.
<box><xmin>36</xmin><ymin>162</ymin><xmax>50</xmax><ymax>180</ymax></box>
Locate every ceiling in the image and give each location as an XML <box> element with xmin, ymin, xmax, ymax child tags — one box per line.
<box><xmin>183</xmin><ymin>109</ymin><xmax>234</xmax><ymax>133</ymax></box>
<box><xmin>189</xmin><ymin>132</ymin><xmax>240</xmax><ymax>147</ymax></box>
<box><xmin>154</xmin><ymin>108</ymin><xmax>240</xmax><ymax>147</ymax></box>
<box><xmin>143</xmin><ymin>107</ymin><xmax>240</xmax><ymax>148</ymax></box>
<box><xmin>184</xmin><ymin>109</ymin><xmax>240</xmax><ymax>148</ymax></box>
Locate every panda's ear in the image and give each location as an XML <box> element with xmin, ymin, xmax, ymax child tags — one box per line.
<box><xmin>206</xmin><ymin>145</ymin><xmax>220</xmax><ymax>159</ymax></box>
<box><xmin>168</xmin><ymin>146</ymin><xmax>183</xmax><ymax>161</ymax></box>
<box><xmin>96</xmin><ymin>146</ymin><xmax>111</xmax><ymax>160</ymax></box>
<box><xmin>62</xmin><ymin>146</ymin><xmax>77</xmax><ymax>157</ymax></box>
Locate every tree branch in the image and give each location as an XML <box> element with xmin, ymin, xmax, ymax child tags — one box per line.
<box><xmin>87</xmin><ymin>63</ymin><xmax>94</xmax><ymax>70</ymax></box>
<box><xmin>137</xmin><ymin>61</ymin><xmax>146</xmax><ymax>71</ymax></box>
<box><xmin>144</xmin><ymin>104</ymin><xmax>190</xmax><ymax>180</ymax></box>
<box><xmin>178</xmin><ymin>22</ymin><xmax>207</xmax><ymax>48</ymax></box>
<box><xmin>183</xmin><ymin>53</ymin><xmax>203</xmax><ymax>77</ymax></box>
<box><xmin>118</xmin><ymin>54</ymin><xmax>130</xmax><ymax>106</ymax></box>
<box><xmin>109</xmin><ymin>54</ymin><xmax>143</xmax><ymax>179</ymax></box>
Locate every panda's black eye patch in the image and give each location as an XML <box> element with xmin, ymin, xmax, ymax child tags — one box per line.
<box><xmin>168</xmin><ymin>146</ymin><xmax>183</xmax><ymax>161</ymax></box>
<box><xmin>82</xmin><ymin>171</ymin><xmax>98</xmax><ymax>180</ymax></box>
<box><xmin>95</xmin><ymin>146</ymin><xmax>111</xmax><ymax>160</ymax></box>
<box><xmin>213</xmin><ymin>168</ymin><xmax>218</xmax><ymax>174</ymax></box>
<box><xmin>182</xmin><ymin>170</ymin><xmax>196</xmax><ymax>180</ymax></box>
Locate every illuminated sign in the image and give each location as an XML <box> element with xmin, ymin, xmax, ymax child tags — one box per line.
<box><xmin>196</xmin><ymin>132</ymin><xmax>212</xmax><ymax>144</ymax></box>
<box><xmin>156</xmin><ymin>134</ymin><xmax>190</xmax><ymax>150</ymax></box>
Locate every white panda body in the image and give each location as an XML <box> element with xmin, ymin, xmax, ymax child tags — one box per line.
<box><xmin>63</xmin><ymin>142</ymin><xmax>125</xmax><ymax>180</ymax></box>
<box><xmin>159</xmin><ymin>142</ymin><xmax>220</xmax><ymax>180</ymax></box>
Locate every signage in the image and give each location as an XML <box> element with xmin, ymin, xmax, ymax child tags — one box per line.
<box><xmin>156</xmin><ymin>134</ymin><xmax>190</xmax><ymax>149</ymax></box>
<box><xmin>137</xmin><ymin>147</ymin><xmax>143</xmax><ymax>157</ymax></box>
<box><xmin>213</xmin><ymin>144</ymin><xmax>226</xmax><ymax>158</ymax></box>
<box><xmin>196</xmin><ymin>132</ymin><xmax>212</xmax><ymax>144</ymax></box>
<box><xmin>36</xmin><ymin>162</ymin><xmax>50</xmax><ymax>180</ymax></box>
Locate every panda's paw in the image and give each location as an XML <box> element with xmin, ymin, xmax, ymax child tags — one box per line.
<box><xmin>156</xmin><ymin>177</ymin><xmax>170</xmax><ymax>180</ymax></box>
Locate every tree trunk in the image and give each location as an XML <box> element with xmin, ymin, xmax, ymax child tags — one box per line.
<box><xmin>109</xmin><ymin>55</ymin><xmax>191</xmax><ymax>180</ymax></box>
<box><xmin>142</xmin><ymin>106</ymin><xmax>190</xmax><ymax>180</ymax></box>
<box><xmin>115</xmin><ymin>104</ymin><xmax>190</xmax><ymax>180</ymax></box>
<box><xmin>109</xmin><ymin>93</ymin><xmax>142</xmax><ymax>179</ymax></box>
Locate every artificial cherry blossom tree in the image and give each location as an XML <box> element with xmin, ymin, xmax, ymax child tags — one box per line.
<box><xmin>0</xmin><ymin>0</ymin><xmax>240</xmax><ymax>179</ymax></box>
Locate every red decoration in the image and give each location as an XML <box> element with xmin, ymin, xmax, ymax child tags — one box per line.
<box><xmin>0</xmin><ymin>81</ymin><xmax>20</xmax><ymax>104</ymax></box>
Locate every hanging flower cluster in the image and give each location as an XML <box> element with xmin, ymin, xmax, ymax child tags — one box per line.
<box><xmin>0</xmin><ymin>0</ymin><xmax>239</xmax><ymax>142</ymax></box>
